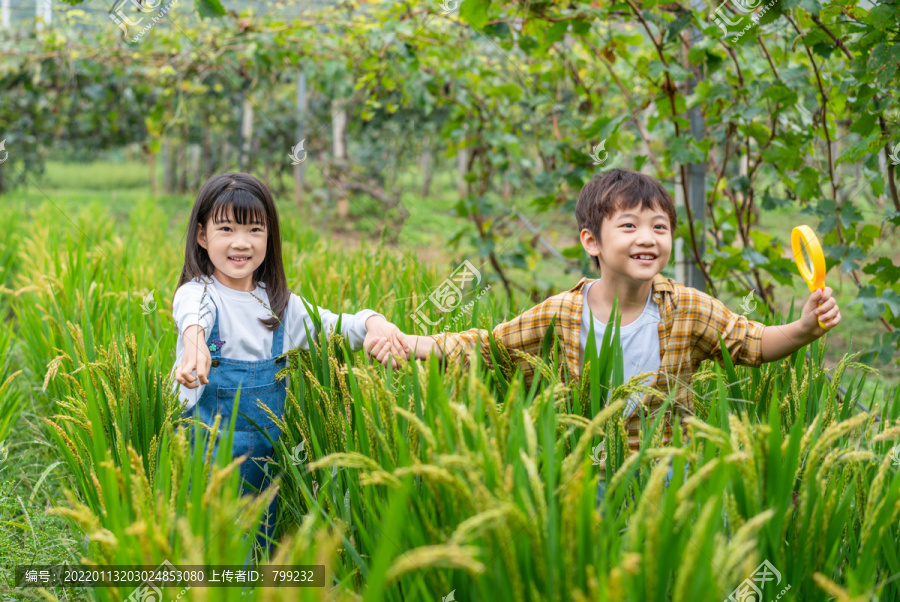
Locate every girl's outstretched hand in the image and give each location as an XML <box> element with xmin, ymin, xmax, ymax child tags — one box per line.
<box><xmin>364</xmin><ymin>316</ymin><xmax>409</xmax><ymax>368</ymax></box>
<box><xmin>175</xmin><ymin>325</ymin><xmax>212</xmax><ymax>389</ymax></box>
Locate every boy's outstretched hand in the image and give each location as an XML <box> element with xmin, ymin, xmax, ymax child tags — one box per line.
<box><xmin>364</xmin><ymin>316</ymin><xmax>409</xmax><ymax>369</ymax></box>
<box><xmin>801</xmin><ymin>286</ymin><xmax>842</xmax><ymax>336</ymax></box>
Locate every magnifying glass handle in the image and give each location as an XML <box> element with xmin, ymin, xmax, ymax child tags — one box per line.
<box><xmin>814</xmin><ymin>289</ymin><xmax>830</xmax><ymax>330</ymax></box>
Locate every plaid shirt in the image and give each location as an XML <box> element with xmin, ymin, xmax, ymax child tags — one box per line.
<box><xmin>430</xmin><ymin>273</ymin><xmax>766</xmax><ymax>457</ymax></box>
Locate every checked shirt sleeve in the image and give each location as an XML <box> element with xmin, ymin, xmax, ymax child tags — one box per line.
<box><xmin>429</xmin><ymin>296</ymin><xmax>560</xmax><ymax>384</ymax></box>
<box><xmin>688</xmin><ymin>290</ymin><xmax>766</xmax><ymax>369</ymax></box>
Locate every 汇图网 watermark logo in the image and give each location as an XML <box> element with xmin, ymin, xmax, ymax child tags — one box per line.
<box><xmin>709</xmin><ymin>0</ymin><xmax>786</xmax><ymax>41</ymax></box>
<box><xmin>725</xmin><ymin>559</ymin><xmax>791</xmax><ymax>602</ymax></box>
<box><xmin>126</xmin><ymin>559</ymin><xmax>191</xmax><ymax>601</ymax></box>
<box><xmin>289</xmin><ymin>440</ymin><xmax>308</xmax><ymax>466</ymax></box>
<box><xmin>740</xmin><ymin>290</ymin><xmax>758</xmax><ymax>316</ymax></box>
<box><xmin>589</xmin><ymin>442</ymin><xmax>604</xmax><ymax>466</ymax></box>
<box><xmin>410</xmin><ymin>260</ymin><xmax>492</xmax><ymax>332</ymax></box>
<box><xmin>889</xmin><ymin>142</ymin><xmax>900</xmax><ymax>166</ymax></box>
<box><xmin>289</xmin><ymin>139</ymin><xmax>308</xmax><ymax>165</ymax></box>
<box><xmin>438</xmin><ymin>0</ymin><xmax>459</xmax><ymax>14</ymax></box>
<box><xmin>109</xmin><ymin>0</ymin><xmax>179</xmax><ymax>44</ymax></box>
<box><xmin>141</xmin><ymin>290</ymin><xmax>157</xmax><ymax>315</ymax></box>
<box><xmin>589</xmin><ymin>139</ymin><xmax>609</xmax><ymax>165</ymax></box>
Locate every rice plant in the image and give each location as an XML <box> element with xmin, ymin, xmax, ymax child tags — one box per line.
<box><xmin>6</xmin><ymin>196</ymin><xmax>900</xmax><ymax>601</ymax></box>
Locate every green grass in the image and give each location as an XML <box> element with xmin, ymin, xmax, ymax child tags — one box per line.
<box><xmin>1</xmin><ymin>159</ymin><xmax>899</xmax><ymax>601</ymax></box>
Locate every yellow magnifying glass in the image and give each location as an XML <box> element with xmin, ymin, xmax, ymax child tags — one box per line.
<box><xmin>791</xmin><ymin>225</ymin><xmax>830</xmax><ymax>330</ymax></box>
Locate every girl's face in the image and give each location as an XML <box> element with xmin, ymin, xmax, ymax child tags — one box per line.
<box><xmin>196</xmin><ymin>206</ymin><xmax>268</xmax><ymax>292</ymax></box>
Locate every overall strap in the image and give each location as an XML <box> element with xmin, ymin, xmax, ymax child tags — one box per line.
<box><xmin>205</xmin><ymin>296</ymin><xmax>222</xmax><ymax>359</ymax></box>
<box><xmin>271</xmin><ymin>312</ymin><xmax>284</xmax><ymax>358</ymax></box>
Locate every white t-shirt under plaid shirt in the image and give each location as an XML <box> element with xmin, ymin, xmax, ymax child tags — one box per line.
<box><xmin>579</xmin><ymin>279</ymin><xmax>661</xmax><ymax>466</ymax></box>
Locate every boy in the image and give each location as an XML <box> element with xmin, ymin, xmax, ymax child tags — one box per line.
<box><xmin>377</xmin><ymin>169</ymin><xmax>841</xmax><ymax>492</ymax></box>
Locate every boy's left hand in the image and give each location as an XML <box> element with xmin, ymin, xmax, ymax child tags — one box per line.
<box><xmin>801</xmin><ymin>287</ymin><xmax>842</xmax><ymax>336</ymax></box>
<box><xmin>364</xmin><ymin>315</ymin><xmax>409</xmax><ymax>368</ymax></box>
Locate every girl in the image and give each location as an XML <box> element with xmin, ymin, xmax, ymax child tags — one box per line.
<box><xmin>172</xmin><ymin>172</ymin><xmax>406</xmax><ymax>558</ymax></box>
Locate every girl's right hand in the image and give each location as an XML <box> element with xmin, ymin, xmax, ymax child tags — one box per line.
<box><xmin>175</xmin><ymin>325</ymin><xmax>212</xmax><ymax>388</ymax></box>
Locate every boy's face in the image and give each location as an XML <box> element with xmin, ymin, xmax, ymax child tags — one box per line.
<box><xmin>581</xmin><ymin>204</ymin><xmax>672</xmax><ymax>283</ymax></box>
<box><xmin>196</xmin><ymin>207</ymin><xmax>267</xmax><ymax>291</ymax></box>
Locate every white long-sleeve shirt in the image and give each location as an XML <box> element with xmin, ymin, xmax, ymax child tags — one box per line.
<box><xmin>171</xmin><ymin>274</ymin><xmax>381</xmax><ymax>413</ymax></box>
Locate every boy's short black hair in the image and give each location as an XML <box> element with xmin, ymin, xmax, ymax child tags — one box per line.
<box><xmin>575</xmin><ymin>168</ymin><xmax>677</xmax><ymax>268</ymax></box>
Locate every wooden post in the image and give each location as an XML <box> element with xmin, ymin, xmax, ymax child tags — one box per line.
<box><xmin>239</xmin><ymin>91</ymin><xmax>253</xmax><ymax>171</ymax></box>
<box><xmin>162</xmin><ymin>140</ymin><xmax>173</xmax><ymax>194</ymax></box>
<box><xmin>332</xmin><ymin>97</ymin><xmax>349</xmax><ymax>218</ymax></box>
<box><xmin>177</xmin><ymin>139</ymin><xmax>187</xmax><ymax>193</ymax></box>
<box><xmin>419</xmin><ymin>133</ymin><xmax>433</xmax><ymax>198</ymax></box>
<box><xmin>147</xmin><ymin>145</ymin><xmax>156</xmax><ymax>196</ymax></box>
<box><xmin>201</xmin><ymin>111</ymin><xmax>212</xmax><ymax>182</ymax></box>
<box><xmin>680</xmin><ymin>0</ymin><xmax>707</xmax><ymax>291</ymax></box>
<box><xmin>456</xmin><ymin>145</ymin><xmax>468</xmax><ymax>199</ymax></box>
<box><xmin>188</xmin><ymin>144</ymin><xmax>201</xmax><ymax>191</ymax></box>
<box><xmin>294</xmin><ymin>71</ymin><xmax>307</xmax><ymax>210</ymax></box>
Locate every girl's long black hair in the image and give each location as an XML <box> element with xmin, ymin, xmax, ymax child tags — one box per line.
<box><xmin>176</xmin><ymin>172</ymin><xmax>288</xmax><ymax>331</ymax></box>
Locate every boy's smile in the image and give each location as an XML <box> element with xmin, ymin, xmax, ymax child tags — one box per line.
<box><xmin>197</xmin><ymin>207</ymin><xmax>267</xmax><ymax>292</ymax></box>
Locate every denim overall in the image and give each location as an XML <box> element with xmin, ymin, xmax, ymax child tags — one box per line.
<box><xmin>180</xmin><ymin>303</ymin><xmax>287</xmax><ymax>557</ymax></box>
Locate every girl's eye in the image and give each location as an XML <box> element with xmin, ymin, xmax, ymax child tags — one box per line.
<box><xmin>656</xmin><ymin>225</ymin><xmax>667</xmax><ymax>230</ymax></box>
<box><xmin>622</xmin><ymin>223</ymin><xmax>634</xmax><ymax>228</ymax></box>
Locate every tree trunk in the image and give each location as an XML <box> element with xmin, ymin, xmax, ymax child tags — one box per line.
<box><xmin>177</xmin><ymin>140</ymin><xmax>188</xmax><ymax>193</ymax></box>
<box><xmin>239</xmin><ymin>92</ymin><xmax>253</xmax><ymax>171</ymax></box>
<box><xmin>457</xmin><ymin>145</ymin><xmax>468</xmax><ymax>199</ymax></box>
<box><xmin>221</xmin><ymin>140</ymin><xmax>232</xmax><ymax>172</ymax></box>
<box><xmin>147</xmin><ymin>146</ymin><xmax>156</xmax><ymax>196</ymax></box>
<box><xmin>877</xmin><ymin>147</ymin><xmax>888</xmax><ymax>209</ymax></box>
<box><xmin>162</xmin><ymin>140</ymin><xmax>174</xmax><ymax>195</ymax></box>
<box><xmin>419</xmin><ymin>136</ymin><xmax>433</xmax><ymax>198</ymax></box>
<box><xmin>202</xmin><ymin>111</ymin><xmax>212</xmax><ymax>183</ymax></box>
<box><xmin>188</xmin><ymin>144</ymin><xmax>201</xmax><ymax>192</ymax></box>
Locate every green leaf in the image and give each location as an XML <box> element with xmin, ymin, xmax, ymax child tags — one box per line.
<box><xmin>858</xmin><ymin>331</ymin><xmax>900</xmax><ymax>366</ymax></box>
<box><xmin>459</xmin><ymin>0</ymin><xmax>490</xmax><ymax>31</ymax></box>
<box><xmin>868</xmin><ymin>43</ymin><xmax>900</xmax><ymax>88</ymax></box>
<box><xmin>854</xmin><ymin>224</ymin><xmax>881</xmax><ymax>252</ymax></box>
<box><xmin>794</xmin><ymin>166</ymin><xmax>820</xmax><ymax>200</ymax></box>
<box><xmin>670</xmin><ymin>135</ymin><xmax>705</xmax><ymax>164</ymax></box>
<box><xmin>742</xmin><ymin>247</ymin><xmax>769</xmax><ymax>268</ymax></box>
<box><xmin>864</xmin><ymin>4</ymin><xmax>899</xmax><ymax>31</ymax></box>
<box><xmin>863</xmin><ymin>257</ymin><xmax>900</xmax><ymax>285</ymax></box>
<box><xmin>823</xmin><ymin>244</ymin><xmax>866</xmax><ymax>273</ymax></box>
<box><xmin>196</xmin><ymin>0</ymin><xmax>226</xmax><ymax>19</ymax></box>
<box><xmin>848</xmin><ymin>285</ymin><xmax>900</xmax><ymax>321</ymax></box>
<box><xmin>849</xmin><ymin>111</ymin><xmax>878</xmax><ymax>136</ymax></box>
<box><xmin>836</xmin><ymin>131</ymin><xmax>882</xmax><ymax>166</ymax></box>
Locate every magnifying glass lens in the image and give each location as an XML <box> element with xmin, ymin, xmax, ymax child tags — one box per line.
<box><xmin>801</xmin><ymin>241</ymin><xmax>813</xmax><ymax>272</ymax></box>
